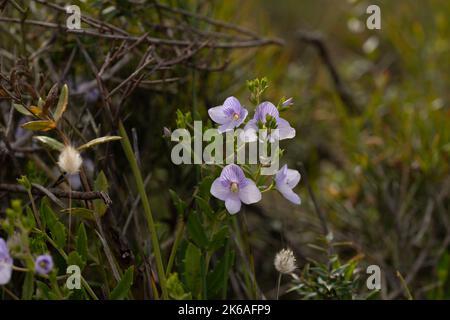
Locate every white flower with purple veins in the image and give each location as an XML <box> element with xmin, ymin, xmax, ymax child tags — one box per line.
<box><xmin>210</xmin><ymin>164</ymin><xmax>261</xmax><ymax>214</ymax></box>
<box><xmin>0</xmin><ymin>238</ymin><xmax>13</xmax><ymax>285</ymax></box>
<box><xmin>244</xmin><ymin>101</ymin><xmax>295</xmax><ymax>142</ymax></box>
<box><xmin>208</xmin><ymin>96</ymin><xmax>248</xmax><ymax>133</ymax></box>
<box><xmin>275</xmin><ymin>164</ymin><xmax>301</xmax><ymax>205</ymax></box>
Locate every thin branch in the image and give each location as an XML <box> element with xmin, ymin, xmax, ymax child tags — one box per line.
<box><xmin>0</xmin><ymin>183</ymin><xmax>111</xmax><ymax>204</ymax></box>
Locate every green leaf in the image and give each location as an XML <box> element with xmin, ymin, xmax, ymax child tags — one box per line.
<box><xmin>110</xmin><ymin>266</ymin><xmax>134</xmax><ymax>300</ymax></box>
<box><xmin>166</xmin><ymin>273</ymin><xmax>192</xmax><ymax>300</ymax></box>
<box><xmin>51</xmin><ymin>222</ymin><xmax>66</xmax><ymax>248</ymax></box>
<box><xmin>207</xmin><ymin>226</ymin><xmax>229</xmax><ymax>252</ymax></box>
<box><xmin>169</xmin><ymin>189</ymin><xmax>186</xmax><ymax>216</ymax></box>
<box><xmin>183</xmin><ymin>242</ymin><xmax>202</xmax><ymax>297</ymax></box>
<box><xmin>67</xmin><ymin>251</ymin><xmax>86</xmax><ymax>270</ymax></box>
<box><xmin>77</xmin><ymin>136</ymin><xmax>122</xmax><ymax>151</ymax></box>
<box><xmin>206</xmin><ymin>250</ymin><xmax>234</xmax><ymax>298</ymax></box>
<box><xmin>21</xmin><ymin>120</ymin><xmax>56</xmax><ymax>131</ymax></box>
<box><xmin>61</xmin><ymin>207</ymin><xmax>96</xmax><ymax>221</ymax></box>
<box><xmin>53</xmin><ymin>84</ymin><xmax>68</xmax><ymax>122</ymax></box>
<box><xmin>40</xmin><ymin>197</ymin><xmax>58</xmax><ymax>230</ymax></box>
<box><xmin>13</xmin><ymin>103</ymin><xmax>33</xmax><ymax>116</ymax></box>
<box><xmin>76</xmin><ymin>223</ymin><xmax>88</xmax><ymax>262</ymax></box>
<box><xmin>187</xmin><ymin>212</ymin><xmax>208</xmax><ymax>249</ymax></box>
<box><xmin>22</xmin><ymin>272</ymin><xmax>34</xmax><ymax>300</ymax></box>
<box><xmin>33</xmin><ymin>136</ymin><xmax>64</xmax><ymax>151</ymax></box>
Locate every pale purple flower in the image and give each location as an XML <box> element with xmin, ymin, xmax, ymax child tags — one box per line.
<box><xmin>0</xmin><ymin>238</ymin><xmax>13</xmax><ymax>285</ymax></box>
<box><xmin>208</xmin><ymin>97</ymin><xmax>248</xmax><ymax>133</ymax></box>
<box><xmin>275</xmin><ymin>164</ymin><xmax>301</xmax><ymax>205</ymax></box>
<box><xmin>282</xmin><ymin>97</ymin><xmax>294</xmax><ymax>107</ymax></box>
<box><xmin>243</xmin><ymin>102</ymin><xmax>295</xmax><ymax>142</ymax></box>
<box><xmin>210</xmin><ymin>164</ymin><xmax>261</xmax><ymax>214</ymax></box>
<box><xmin>35</xmin><ymin>255</ymin><xmax>54</xmax><ymax>275</ymax></box>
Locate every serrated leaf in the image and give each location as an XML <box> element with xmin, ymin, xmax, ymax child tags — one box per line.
<box><xmin>53</xmin><ymin>84</ymin><xmax>68</xmax><ymax>122</ymax></box>
<box><xmin>76</xmin><ymin>223</ymin><xmax>88</xmax><ymax>262</ymax></box>
<box><xmin>67</xmin><ymin>251</ymin><xmax>86</xmax><ymax>270</ymax></box>
<box><xmin>183</xmin><ymin>242</ymin><xmax>202</xmax><ymax>297</ymax></box>
<box><xmin>13</xmin><ymin>103</ymin><xmax>33</xmax><ymax>116</ymax></box>
<box><xmin>21</xmin><ymin>120</ymin><xmax>56</xmax><ymax>132</ymax></box>
<box><xmin>77</xmin><ymin>136</ymin><xmax>122</xmax><ymax>151</ymax></box>
<box><xmin>207</xmin><ymin>226</ymin><xmax>228</xmax><ymax>252</ymax></box>
<box><xmin>33</xmin><ymin>136</ymin><xmax>64</xmax><ymax>151</ymax></box>
<box><xmin>187</xmin><ymin>212</ymin><xmax>208</xmax><ymax>249</ymax></box>
<box><xmin>110</xmin><ymin>266</ymin><xmax>134</xmax><ymax>300</ymax></box>
<box><xmin>166</xmin><ymin>273</ymin><xmax>192</xmax><ymax>300</ymax></box>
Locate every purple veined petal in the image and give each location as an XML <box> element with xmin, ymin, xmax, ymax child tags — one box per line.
<box><xmin>225</xmin><ymin>194</ymin><xmax>242</xmax><ymax>214</ymax></box>
<box><xmin>278</xmin><ymin>186</ymin><xmax>301</xmax><ymax>205</ymax></box>
<box><xmin>234</xmin><ymin>108</ymin><xmax>248</xmax><ymax>127</ymax></box>
<box><xmin>277</xmin><ymin>118</ymin><xmax>296</xmax><ymax>140</ymax></box>
<box><xmin>254</xmin><ymin>101</ymin><xmax>279</xmax><ymax>122</ymax></box>
<box><xmin>208</xmin><ymin>106</ymin><xmax>229</xmax><ymax>124</ymax></box>
<box><xmin>220</xmin><ymin>164</ymin><xmax>247</xmax><ymax>185</ymax></box>
<box><xmin>218</xmin><ymin>121</ymin><xmax>237</xmax><ymax>133</ymax></box>
<box><xmin>239</xmin><ymin>179</ymin><xmax>262</xmax><ymax>204</ymax></box>
<box><xmin>210</xmin><ymin>178</ymin><xmax>231</xmax><ymax>201</ymax></box>
<box><xmin>222</xmin><ymin>96</ymin><xmax>241</xmax><ymax>112</ymax></box>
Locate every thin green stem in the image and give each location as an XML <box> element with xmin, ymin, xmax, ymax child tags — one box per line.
<box><xmin>166</xmin><ymin>216</ymin><xmax>184</xmax><ymax>277</ymax></box>
<box><xmin>119</xmin><ymin>121</ymin><xmax>168</xmax><ymax>300</ymax></box>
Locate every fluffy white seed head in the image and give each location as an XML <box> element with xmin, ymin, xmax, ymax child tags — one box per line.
<box><xmin>274</xmin><ymin>248</ymin><xmax>297</xmax><ymax>274</ymax></box>
<box><xmin>58</xmin><ymin>145</ymin><xmax>82</xmax><ymax>174</ymax></box>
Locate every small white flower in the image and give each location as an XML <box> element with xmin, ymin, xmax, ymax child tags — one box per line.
<box><xmin>57</xmin><ymin>145</ymin><xmax>82</xmax><ymax>174</ymax></box>
<box><xmin>274</xmin><ymin>248</ymin><xmax>297</xmax><ymax>274</ymax></box>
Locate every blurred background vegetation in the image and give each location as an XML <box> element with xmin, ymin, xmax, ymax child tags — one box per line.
<box><xmin>0</xmin><ymin>0</ymin><xmax>449</xmax><ymax>299</ymax></box>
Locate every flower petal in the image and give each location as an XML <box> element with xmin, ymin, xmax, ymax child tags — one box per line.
<box><xmin>218</xmin><ymin>121</ymin><xmax>236</xmax><ymax>133</ymax></box>
<box><xmin>254</xmin><ymin>102</ymin><xmax>279</xmax><ymax>122</ymax></box>
<box><xmin>220</xmin><ymin>164</ymin><xmax>246</xmax><ymax>185</ymax></box>
<box><xmin>210</xmin><ymin>178</ymin><xmax>230</xmax><ymax>201</ymax></box>
<box><xmin>285</xmin><ymin>168</ymin><xmax>301</xmax><ymax>188</ymax></box>
<box><xmin>278</xmin><ymin>187</ymin><xmax>301</xmax><ymax>205</ymax></box>
<box><xmin>243</xmin><ymin>120</ymin><xmax>258</xmax><ymax>142</ymax></box>
<box><xmin>277</xmin><ymin>118</ymin><xmax>296</xmax><ymax>140</ymax></box>
<box><xmin>0</xmin><ymin>260</ymin><xmax>12</xmax><ymax>285</ymax></box>
<box><xmin>225</xmin><ymin>194</ymin><xmax>242</xmax><ymax>214</ymax></box>
<box><xmin>239</xmin><ymin>179</ymin><xmax>262</xmax><ymax>204</ymax></box>
<box><xmin>223</xmin><ymin>96</ymin><xmax>241</xmax><ymax>111</ymax></box>
<box><xmin>208</xmin><ymin>106</ymin><xmax>229</xmax><ymax>124</ymax></box>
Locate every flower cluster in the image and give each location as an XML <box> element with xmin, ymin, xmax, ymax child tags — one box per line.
<box><xmin>0</xmin><ymin>237</ymin><xmax>54</xmax><ymax>285</ymax></box>
<box><xmin>209</xmin><ymin>95</ymin><xmax>301</xmax><ymax>214</ymax></box>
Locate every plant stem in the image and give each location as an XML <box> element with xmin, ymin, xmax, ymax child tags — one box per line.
<box><xmin>276</xmin><ymin>273</ymin><xmax>282</xmax><ymax>300</ymax></box>
<box><xmin>119</xmin><ymin>121</ymin><xmax>168</xmax><ymax>300</ymax></box>
<box><xmin>166</xmin><ymin>216</ymin><xmax>184</xmax><ymax>277</ymax></box>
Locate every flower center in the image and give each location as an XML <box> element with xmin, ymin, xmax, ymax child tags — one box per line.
<box><xmin>230</xmin><ymin>182</ymin><xmax>239</xmax><ymax>193</ymax></box>
<box><xmin>232</xmin><ymin>113</ymin><xmax>240</xmax><ymax>121</ymax></box>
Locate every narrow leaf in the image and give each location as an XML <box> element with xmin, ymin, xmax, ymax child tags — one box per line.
<box><xmin>33</xmin><ymin>136</ymin><xmax>64</xmax><ymax>151</ymax></box>
<box><xmin>77</xmin><ymin>136</ymin><xmax>122</xmax><ymax>151</ymax></box>
<box><xmin>21</xmin><ymin>120</ymin><xmax>56</xmax><ymax>132</ymax></box>
<box><xmin>110</xmin><ymin>266</ymin><xmax>134</xmax><ymax>300</ymax></box>
<box><xmin>13</xmin><ymin>103</ymin><xmax>33</xmax><ymax>116</ymax></box>
<box><xmin>53</xmin><ymin>84</ymin><xmax>68</xmax><ymax>122</ymax></box>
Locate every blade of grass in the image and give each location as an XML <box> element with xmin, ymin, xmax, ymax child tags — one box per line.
<box><xmin>119</xmin><ymin>121</ymin><xmax>168</xmax><ymax>300</ymax></box>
